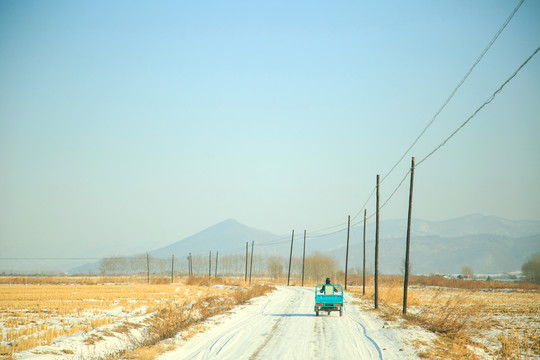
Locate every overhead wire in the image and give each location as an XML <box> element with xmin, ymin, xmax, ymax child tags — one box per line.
<box><xmin>380</xmin><ymin>0</ymin><xmax>526</xmax><ymax>185</ymax></box>
<box><xmin>352</xmin><ymin>43</ymin><xmax>540</xmax><ymax>227</ymax></box>
<box><xmin>208</xmin><ymin>0</ymin><xmax>532</xmax><ymax>249</ymax></box>
<box><xmin>416</xmin><ymin>45</ymin><xmax>540</xmax><ymax>168</ymax></box>
<box><xmin>295</xmin><ymin>0</ymin><xmax>527</xmax><ymax>240</ymax></box>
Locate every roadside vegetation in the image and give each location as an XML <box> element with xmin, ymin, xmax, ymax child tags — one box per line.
<box><xmin>522</xmin><ymin>252</ymin><xmax>540</xmax><ymax>284</ymax></box>
<box><xmin>0</xmin><ymin>276</ymin><xmax>272</xmax><ymax>359</ymax></box>
<box><xmin>348</xmin><ymin>275</ymin><xmax>540</xmax><ymax>359</ymax></box>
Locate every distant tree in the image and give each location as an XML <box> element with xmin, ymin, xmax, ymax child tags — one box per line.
<box><xmin>268</xmin><ymin>255</ymin><xmax>283</xmax><ymax>279</ymax></box>
<box><xmin>401</xmin><ymin>258</ymin><xmax>413</xmax><ymax>276</ymax></box>
<box><xmin>303</xmin><ymin>252</ymin><xmax>337</xmax><ymax>282</ymax></box>
<box><xmin>462</xmin><ymin>265</ymin><xmax>474</xmax><ymax>279</ymax></box>
<box><xmin>522</xmin><ymin>252</ymin><xmax>540</xmax><ymax>284</ymax></box>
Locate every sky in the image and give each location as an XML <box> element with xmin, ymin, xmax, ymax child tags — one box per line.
<box><xmin>1</xmin><ymin>0</ymin><xmax>539</xmax><ymax>259</ymax></box>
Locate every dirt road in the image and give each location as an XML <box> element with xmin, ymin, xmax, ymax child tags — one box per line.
<box><xmin>159</xmin><ymin>286</ymin><xmax>418</xmax><ymax>360</ymax></box>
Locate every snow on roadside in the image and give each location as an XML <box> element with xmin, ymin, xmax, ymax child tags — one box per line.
<box><xmin>342</xmin><ymin>293</ymin><xmax>437</xmax><ymax>359</ymax></box>
<box><xmin>13</xmin><ymin>311</ymin><xmax>154</xmax><ymax>360</ymax></box>
<box><xmin>157</xmin><ymin>287</ymin><xmax>434</xmax><ymax>360</ymax></box>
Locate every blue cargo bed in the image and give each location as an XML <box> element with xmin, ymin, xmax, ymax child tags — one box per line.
<box><xmin>314</xmin><ymin>284</ymin><xmax>343</xmax><ymax>316</ymax></box>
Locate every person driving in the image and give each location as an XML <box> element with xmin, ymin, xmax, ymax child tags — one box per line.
<box><xmin>320</xmin><ymin>278</ymin><xmax>337</xmax><ymax>293</ymax></box>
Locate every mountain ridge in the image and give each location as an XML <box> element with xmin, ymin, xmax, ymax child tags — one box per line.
<box><xmin>4</xmin><ymin>214</ymin><xmax>539</xmax><ymax>275</ymax></box>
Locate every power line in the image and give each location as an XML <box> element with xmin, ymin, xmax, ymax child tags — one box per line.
<box><xmin>417</xmin><ymin>45</ymin><xmax>540</xmax><ymax>168</ymax></box>
<box><xmin>356</xmin><ymin>44</ymin><xmax>539</xmax><ymax>224</ymax></box>
<box><xmin>351</xmin><ymin>186</ymin><xmax>376</xmax><ymax>222</ymax></box>
<box><xmin>380</xmin><ymin>0</ymin><xmax>526</xmax><ymax>185</ymax></box>
<box><xmin>355</xmin><ymin>44</ymin><xmax>540</xmax><ymax>226</ymax></box>
<box><xmin>298</xmin><ymin>0</ymin><xmax>526</xmax><ymax>238</ymax></box>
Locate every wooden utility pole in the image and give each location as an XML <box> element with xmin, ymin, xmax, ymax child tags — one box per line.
<box><xmin>147</xmin><ymin>253</ymin><xmax>150</xmax><ymax>284</ymax></box>
<box><xmin>189</xmin><ymin>253</ymin><xmax>192</xmax><ymax>277</ymax></box>
<box><xmin>344</xmin><ymin>215</ymin><xmax>351</xmax><ymax>290</ymax></box>
<box><xmin>209</xmin><ymin>251</ymin><xmax>212</xmax><ymax>277</ymax></box>
<box><xmin>215</xmin><ymin>251</ymin><xmax>219</xmax><ymax>278</ymax></box>
<box><xmin>363</xmin><ymin>209</ymin><xmax>366</xmax><ymax>295</ymax></box>
<box><xmin>403</xmin><ymin>157</ymin><xmax>415</xmax><ymax>315</ymax></box>
<box><xmin>171</xmin><ymin>255</ymin><xmax>174</xmax><ymax>284</ymax></box>
<box><xmin>249</xmin><ymin>241</ymin><xmax>254</xmax><ymax>285</ymax></box>
<box><xmin>287</xmin><ymin>230</ymin><xmax>294</xmax><ymax>286</ymax></box>
<box><xmin>302</xmin><ymin>230</ymin><xmax>306</xmax><ymax>287</ymax></box>
<box><xmin>375</xmin><ymin>174</ymin><xmax>380</xmax><ymax>309</ymax></box>
<box><xmin>245</xmin><ymin>242</ymin><xmax>248</xmax><ymax>282</ymax></box>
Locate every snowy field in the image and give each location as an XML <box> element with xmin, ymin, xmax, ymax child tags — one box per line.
<box><xmin>2</xmin><ymin>278</ymin><xmax>539</xmax><ymax>359</ymax></box>
<box><xmin>0</xmin><ymin>281</ymin><xmax>234</xmax><ymax>358</ymax></box>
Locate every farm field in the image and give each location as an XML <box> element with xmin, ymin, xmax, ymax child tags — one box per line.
<box><xmin>1</xmin><ymin>275</ymin><xmax>539</xmax><ymax>359</ymax></box>
<box><xmin>348</xmin><ymin>276</ymin><xmax>540</xmax><ymax>359</ymax></box>
<box><xmin>0</xmin><ymin>276</ymin><xmax>271</xmax><ymax>359</ymax></box>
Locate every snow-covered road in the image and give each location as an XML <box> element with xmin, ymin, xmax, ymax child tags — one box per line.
<box><xmin>159</xmin><ymin>286</ymin><xmax>419</xmax><ymax>360</ymax></box>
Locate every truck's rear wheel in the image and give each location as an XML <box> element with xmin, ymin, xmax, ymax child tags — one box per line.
<box><xmin>339</xmin><ymin>308</ymin><xmax>343</xmax><ymax>317</ymax></box>
<box><xmin>316</xmin><ymin>310</ymin><xmax>319</xmax><ymax>316</ymax></box>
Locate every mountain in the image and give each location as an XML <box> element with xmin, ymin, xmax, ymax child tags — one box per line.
<box><xmin>317</xmin><ymin>214</ymin><xmax>540</xmax><ymax>275</ymax></box>
<box><xmin>69</xmin><ymin>219</ymin><xmax>281</xmax><ymax>274</ymax></box>
<box><xmin>148</xmin><ymin>219</ymin><xmax>280</xmax><ymax>258</ymax></box>
<box><xmin>11</xmin><ymin>214</ymin><xmax>540</xmax><ymax>275</ymax></box>
<box><xmin>143</xmin><ymin>214</ymin><xmax>540</xmax><ymax>276</ymax></box>
<box><xmin>377</xmin><ymin>214</ymin><xmax>540</xmax><ymax>238</ymax></box>
<box><xmin>329</xmin><ymin>233</ymin><xmax>540</xmax><ymax>275</ymax></box>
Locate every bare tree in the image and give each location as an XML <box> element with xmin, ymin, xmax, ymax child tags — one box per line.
<box><xmin>304</xmin><ymin>252</ymin><xmax>337</xmax><ymax>282</ymax></box>
<box><xmin>522</xmin><ymin>252</ymin><xmax>540</xmax><ymax>284</ymax></box>
<box><xmin>268</xmin><ymin>255</ymin><xmax>283</xmax><ymax>279</ymax></box>
<box><xmin>462</xmin><ymin>265</ymin><xmax>474</xmax><ymax>279</ymax></box>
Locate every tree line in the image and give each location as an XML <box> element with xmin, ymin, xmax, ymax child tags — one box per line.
<box><xmin>99</xmin><ymin>251</ymin><xmax>339</xmax><ymax>282</ymax></box>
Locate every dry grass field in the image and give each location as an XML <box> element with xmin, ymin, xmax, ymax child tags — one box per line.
<box><xmin>2</xmin><ymin>275</ymin><xmax>538</xmax><ymax>359</ymax></box>
<box><xmin>0</xmin><ymin>276</ymin><xmax>271</xmax><ymax>358</ymax></box>
<box><xmin>348</xmin><ymin>275</ymin><xmax>540</xmax><ymax>359</ymax></box>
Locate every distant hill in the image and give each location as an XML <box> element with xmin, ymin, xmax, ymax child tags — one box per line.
<box><xmin>70</xmin><ymin>219</ymin><xmax>281</xmax><ymax>274</ymax></box>
<box><xmin>149</xmin><ymin>219</ymin><xmax>280</xmax><ymax>258</ymax></box>
<box><xmin>329</xmin><ymin>233</ymin><xmax>540</xmax><ymax>275</ymax></box>
<box><xmin>376</xmin><ymin>214</ymin><xmax>540</xmax><ymax>238</ymax></box>
<box><xmin>65</xmin><ymin>215</ymin><xmax>540</xmax><ymax>275</ymax></box>
<box><xmin>319</xmin><ymin>214</ymin><xmax>540</xmax><ymax>275</ymax></box>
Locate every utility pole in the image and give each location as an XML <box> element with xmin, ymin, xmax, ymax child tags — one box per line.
<box><xmin>375</xmin><ymin>174</ymin><xmax>380</xmax><ymax>309</ymax></box>
<box><xmin>249</xmin><ymin>241</ymin><xmax>254</xmax><ymax>285</ymax></box>
<box><xmin>189</xmin><ymin>253</ymin><xmax>192</xmax><ymax>277</ymax></box>
<box><xmin>302</xmin><ymin>230</ymin><xmax>306</xmax><ymax>287</ymax></box>
<box><xmin>403</xmin><ymin>157</ymin><xmax>415</xmax><ymax>315</ymax></box>
<box><xmin>245</xmin><ymin>242</ymin><xmax>248</xmax><ymax>282</ymax></box>
<box><xmin>363</xmin><ymin>209</ymin><xmax>366</xmax><ymax>296</ymax></box>
<box><xmin>171</xmin><ymin>255</ymin><xmax>174</xmax><ymax>284</ymax></box>
<box><xmin>287</xmin><ymin>230</ymin><xmax>294</xmax><ymax>286</ymax></box>
<box><xmin>187</xmin><ymin>253</ymin><xmax>192</xmax><ymax>277</ymax></box>
<box><xmin>344</xmin><ymin>215</ymin><xmax>351</xmax><ymax>290</ymax></box>
<box><xmin>209</xmin><ymin>251</ymin><xmax>212</xmax><ymax>277</ymax></box>
<box><xmin>215</xmin><ymin>251</ymin><xmax>219</xmax><ymax>278</ymax></box>
<box><xmin>147</xmin><ymin>253</ymin><xmax>150</xmax><ymax>284</ymax></box>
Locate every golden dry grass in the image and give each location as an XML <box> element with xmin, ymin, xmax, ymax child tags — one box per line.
<box><xmin>114</xmin><ymin>283</ymin><xmax>273</xmax><ymax>360</ymax></box>
<box><xmin>348</xmin><ymin>275</ymin><xmax>540</xmax><ymax>359</ymax></box>
<box><xmin>0</xmin><ymin>277</ymin><xmax>236</xmax><ymax>357</ymax></box>
<box><xmin>0</xmin><ymin>276</ymin><xmax>164</xmax><ymax>285</ymax></box>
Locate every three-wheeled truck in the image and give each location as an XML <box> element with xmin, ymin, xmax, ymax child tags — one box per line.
<box><xmin>314</xmin><ymin>283</ymin><xmax>343</xmax><ymax>316</ymax></box>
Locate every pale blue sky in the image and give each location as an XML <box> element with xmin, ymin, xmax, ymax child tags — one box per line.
<box><xmin>1</xmin><ymin>0</ymin><xmax>539</xmax><ymax>258</ymax></box>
